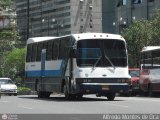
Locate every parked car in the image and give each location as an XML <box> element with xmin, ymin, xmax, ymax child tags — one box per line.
<box><xmin>0</xmin><ymin>78</ymin><xmax>17</xmax><ymax>96</ymax></box>
<box><xmin>128</xmin><ymin>68</ymin><xmax>140</xmax><ymax>95</ymax></box>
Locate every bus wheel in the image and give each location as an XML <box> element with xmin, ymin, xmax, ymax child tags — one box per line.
<box><xmin>38</xmin><ymin>91</ymin><xmax>44</xmax><ymax>98</ymax></box>
<box><xmin>76</xmin><ymin>94</ymin><xmax>83</xmax><ymax>99</ymax></box>
<box><xmin>38</xmin><ymin>91</ymin><xmax>50</xmax><ymax>98</ymax></box>
<box><xmin>106</xmin><ymin>93</ymin><xmax>116</xmax><ymax>101</ymax></box>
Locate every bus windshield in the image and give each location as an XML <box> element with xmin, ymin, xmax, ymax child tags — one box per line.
<box><xmin>76</xmin><ymin>39</ymin><xmax>127</xmax><ymax>67</ymax></box>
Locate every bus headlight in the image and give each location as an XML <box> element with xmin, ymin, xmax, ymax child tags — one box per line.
<box><xmin>125</xmin><ymin>79</ymin><xmax>131</xmax><ymax>84</ymax></box>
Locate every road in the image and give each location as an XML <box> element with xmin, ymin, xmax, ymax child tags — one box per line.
<box><xmin>0</xmin><ymin>95</ymin><xmax>160</xmax><ymax>120</ymax></box>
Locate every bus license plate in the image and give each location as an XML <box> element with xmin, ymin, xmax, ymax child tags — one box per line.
<box><xmin>102</xmin><ymin>85</ymin><xmax>109</xmax><ymax>90</ymax></box>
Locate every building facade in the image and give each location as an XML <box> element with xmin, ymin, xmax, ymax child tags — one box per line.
<box><xmin>103</xmin><ymin>0</ymin><xmax>160</xmax><ymax>34</ymax></box>
<box><xmin>16</xmin><ymin>0</ymin><xmax>102</xmax><ymax>40</ymax></box>
<box><xmin>0</xmin><ymin>2</ymin><xmax>16</xmax><ymax>30</ymax></box>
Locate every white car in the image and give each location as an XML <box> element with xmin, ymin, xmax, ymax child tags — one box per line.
<box><xmin>0</xmin><ymin>78</ymin><xmax>17</xmax><ymax>96</ymax></box>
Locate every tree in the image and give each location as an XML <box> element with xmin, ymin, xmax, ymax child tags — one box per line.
<box><xmin>0</xmin><ymin>29</ymin><xmax>21</xmax><ymax>76</ymax></box>
<box><xmin>150</xmin><ymin>9</ymin><xmax>160</xmax><ymax>45</ymax></box>
<box><xmin>121</xmin><ymin>20</ymin><xmax>152</xmax><ymax>67</ymax></box>
<box><xmin>121</xmin><ymin>10</ymin><xmax>160</xmax><ymax>67</ymax></box>
<box><xmin>0</xmin><ymin>29</ymin><xmax>20</xmax><ymax>51</ymax></box>
<box><xmin>0</xmin><ymin>0</ymin><xmax>13</xmax><ymax>8</ymax></box>
<box><xmin>2</xmin><ymin>48</ymin><xmax>26</xmax><ymax>84</ymax></box>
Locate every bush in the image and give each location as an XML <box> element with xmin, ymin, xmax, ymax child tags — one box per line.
<box><xmin>17</xmin><ymin>87</ymin><xmax>31</xmax><ymax>92</ymax></box>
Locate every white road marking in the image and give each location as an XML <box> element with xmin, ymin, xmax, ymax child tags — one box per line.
<box><xmin>18</xmin><ymin>106</ymin><xmax>33</xmax><ymax>110</ymax></box>
<box><xmin>104</xmin><ymin>103</ymin><xmax>129</xmax><ymax>108</ymax></box>
<box><xmin>0</xmin><ymin>101</ymin><xmax>9</xmax><ymax>103</ymax></box>
<box><xmin>121</xmin><ymin>97</ymin><xmax>160</xmax><ymax>102</ymax></box>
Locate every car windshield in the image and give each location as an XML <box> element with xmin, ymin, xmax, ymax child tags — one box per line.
<box><xmin>129</xmin><ymin>70</ymin><xmax>139</xmax><ymax>77</ymax></box>
<box><xmin>0</xmin><ymin>79</ymin><xmax>14</xmax><ymax>84</ymax></box>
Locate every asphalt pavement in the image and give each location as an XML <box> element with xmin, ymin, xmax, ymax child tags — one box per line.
<box><xmin>0</xmin><ymin>94</ymin><xmax>160</xmax><ymax>120</ymax></box>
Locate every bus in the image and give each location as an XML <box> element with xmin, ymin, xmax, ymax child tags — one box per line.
<box><xmin>25</xmin><ymin>33</ymin><xmax>130</xmax><ymax>100</ymax></box>
<box><xmin>140</xmin><ymin>46</ymin><xmax>160</xmax><ymax>96</ymax></box>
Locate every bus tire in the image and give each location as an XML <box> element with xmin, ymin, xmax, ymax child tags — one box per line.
<box><xmin>106</xmin><ymin>93</ymin><xmax>116</xmax><ymax>101</ymax></box>
<box><xmin>38</xmin><ymin>91</ymin><xmax>50</xmax><ymax>98</ymax></box>
<box><xmin>38</xmin><ymin>91</ymin><xmax>44</xmax><ymax>98</ymax></box>
<box><xmin>77</xmin><ymin>94</ymin><xmax>83</xmax><ymax>99</ymax></box>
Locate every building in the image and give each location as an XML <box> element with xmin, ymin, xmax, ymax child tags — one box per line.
<box><xmin>16</xmin><ymin>0</ymin><xmax>102</xmax><ymax>40</ymax></box>
<box><xmin>103</xmin><ymin>0</ymin><xmax>160</xmax><ymax>34</ymax></box>
<box><xmin>16</xmin><ymin>0</ymin><xmax>160</xmax><ymax>40</ymax></box>
<box><xmin>0</xmin><ymin>4</ymin><xmax>16</xmax><ymax>30</ymax></box>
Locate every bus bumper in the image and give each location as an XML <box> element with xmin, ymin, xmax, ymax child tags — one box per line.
<box><xmin>79</xmin><ymin>83</ymin><xmax>129</xmax><ymax>94</ymax></box>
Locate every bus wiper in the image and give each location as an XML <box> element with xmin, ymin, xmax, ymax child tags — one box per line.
<box><xmin>92</xmin><ymin>55</ymin><xmax>102</xmax><ymax>70</ymax></box>
<box><xmin>104</xmin><ymin>50</ymin><xmax>116</xmax><ymax>70</ymax></box>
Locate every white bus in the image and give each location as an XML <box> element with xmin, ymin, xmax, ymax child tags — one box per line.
<box><xmin>140</xmin><ymin>46</ymin><xmax>160</xmax><ymax>96</ymax></box>
<box><xmin>25</xmin><ymin>33</ymin><xmax>130</xmax><ymax>100</ymax></box>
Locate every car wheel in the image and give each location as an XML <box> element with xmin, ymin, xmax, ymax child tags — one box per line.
<box><xmin>148</xmin><ymin>85</ymin><xmax>154</xmax><ymax>97</ymax></box>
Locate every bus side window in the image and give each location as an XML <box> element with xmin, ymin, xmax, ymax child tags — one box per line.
<box><xmin>59</xmin><ymin>37</ymin><xmax>72</xmax><ymax>59</ymax></box>
<box><xmin>52</xmin><ymin>39</ymin><xmax>59</xmax><ymax>60</ymax></box>
<box><xmin>36</xmin><ymin>42</ymin><xmax>43</xmax><ymax>61</ymax></box>
<box><xmin>46</xmin><ymin>41</ymin><xmax>53</xmax><ymax>60</ymax></box>
<box><xmin>26</xmin><ymin>44</ymin><xmax>32</xmax><ymax>62</ymax></box>
<box><xmin>43</xmin><ymin>42</ymin><xmax>47</xmax><ymax>49</ymax></box>
<box><xmin>31</xmin><ymin>43</ymin><xmax>37</xmax><ymax>62</ymax></box>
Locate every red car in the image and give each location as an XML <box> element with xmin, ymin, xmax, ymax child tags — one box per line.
<box><xmin>129</xmin><ymin>68</ymin><xmax>140</xmax><ymax>95</ymax></box>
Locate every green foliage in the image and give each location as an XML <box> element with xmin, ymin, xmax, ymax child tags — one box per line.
<box><xmin>2</xmin><ymin>48</ymin><xmax>26</xmax><ymax>79</ymax></box>
<box><xmin>0</xmin><ymin>30</ymin><xmax>20</xmax><ymax>52</ymax></box>
<box><xmin>17</xmin><ymin>87</ymin><xmax>31</xmax><ymax>92</ymax></box>
<box><xmin>121</xmin><ymin>20</ymin><xmax>152</xmax><ymax>67</ymax></box>
<box><xmin>0</xmin><ymin>0</ymin><xmax>13</xmax><ymax>7</ymax></box>
<box><xmin>121</xmin><ymin>10</ymin><xmax>160</xmax><ymax>67</ymax></box>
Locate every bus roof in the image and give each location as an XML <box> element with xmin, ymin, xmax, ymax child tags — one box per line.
<box><xmin>27</xmin><ymin>37</ymin><xmax>57</xmax><ymax>44</ymax></box>
<box><xmin>71</xmin><ymin>33</ymin><xmax>125</xmax><ymax>41</ymax></box>
<box><xmin>141</xmin><ymin>46</ymin><xmax>160</xmax><ymax>52</ymax></box>
<box><xmin>27</xmin><ymin>33</ymin><xmax>125</xmax><ymax>44</ymax></box>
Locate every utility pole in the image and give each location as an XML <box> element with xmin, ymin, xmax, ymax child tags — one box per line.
<box><xmin>0</xmin><ymin>83</ymin><xmax>1</xmax><ymax>99</ymax></box>
<box><xmin>27</xmin><ymin>0</ymin><xmax>29</xmax><ymax>39</ymax></box>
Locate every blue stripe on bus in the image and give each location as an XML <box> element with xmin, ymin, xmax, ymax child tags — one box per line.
<box><xmin>25</xmin><ymin>70</ymin><xmax>62</xmax><ymax>77</ymax></box>
<box><xmin>25</xmin><ymin>60</ymin><xmax>65</xmax><ymax>77</ymax></box>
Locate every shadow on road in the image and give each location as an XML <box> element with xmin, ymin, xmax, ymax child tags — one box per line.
<box><xmin>18</xmin><ymin>95</ymin><xmax>124</xmax><ymax>102</ymax></box>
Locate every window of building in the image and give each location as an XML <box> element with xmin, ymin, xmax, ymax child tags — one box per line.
<box><xmin>148</xmin><ymin>0</ymin><xmax>154</xmax><ymax>2</ymax></box>
<box><xmin>117</xmin><ymin>0</ymin><xmax>127</xmax><ymax>7</ymax></box>
<box><xmin>80</xmin><ymin>26</ymin><xmax>83</xmax><ymax>28</ymax></box>
<box><xmin>132</xmin><ymin>0</ymin><xmax>142</xmax><ymax>4</ymax></box>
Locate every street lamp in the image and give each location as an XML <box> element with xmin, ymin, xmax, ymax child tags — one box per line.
<box><xmin>41</xmin><ymin>18</ymin><xmax>45</xmax><ymax>36</ymax></box>
<box><xmin>113</xmin><ymin>17</ymin><xmax>128</xmax><ymax>34</ymax></box>
<box><xmin>52</xmin><ymin>18</ymin><xmax>64</xmax><ymax>36</ymax></box>
<box><xmin>52</xmin><ymin>18</ymin><xmax>58</xmax><ymax>36</ymax></box>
